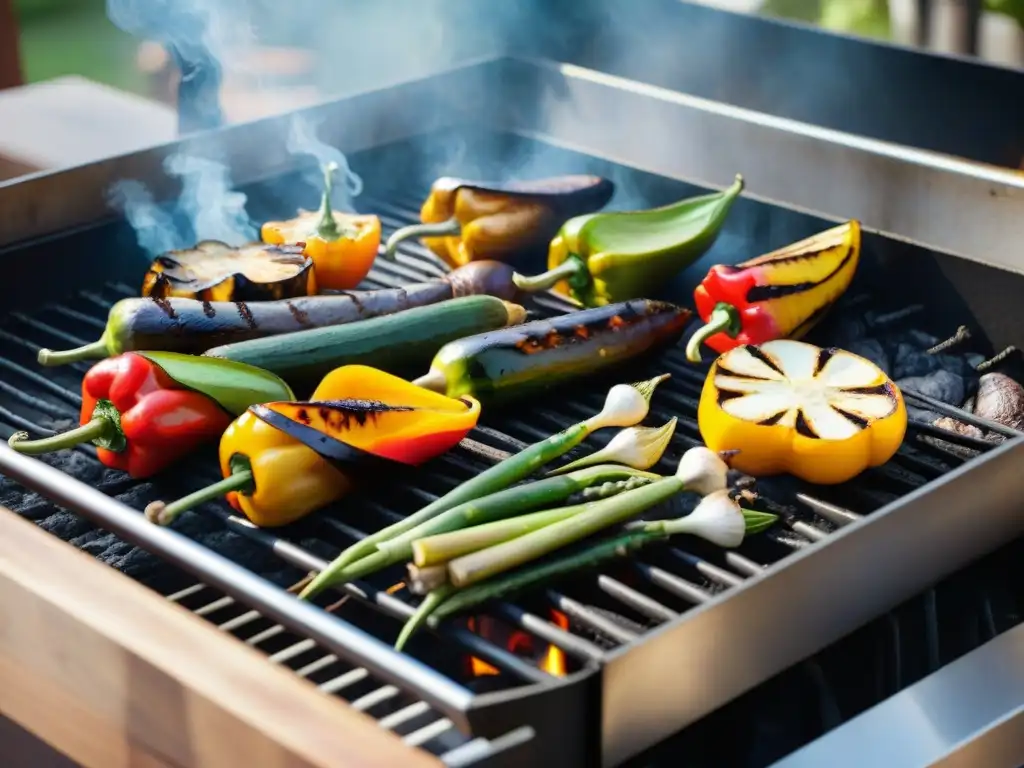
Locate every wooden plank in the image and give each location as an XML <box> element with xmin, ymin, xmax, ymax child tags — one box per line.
<box><xmin>0</xmin><ymin>508</ymin><xmax>443</xmax><ymax>768</ymax></box>
<box><xmin>0</xmin><ymin>77</ymin><xmax>176</xmax><ymax>172</ymax></box>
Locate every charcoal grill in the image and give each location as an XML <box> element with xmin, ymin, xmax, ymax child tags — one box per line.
<box><xmin>2</xmin><ymin>56</ymin><xmax>1024</xmax><ymax>768</ymax></box>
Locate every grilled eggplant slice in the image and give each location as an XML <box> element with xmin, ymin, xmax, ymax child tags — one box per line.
<box><xmin>141</xmin><ymin>240</ymin><xmax>316</xmax><ymax>301</ymax></box>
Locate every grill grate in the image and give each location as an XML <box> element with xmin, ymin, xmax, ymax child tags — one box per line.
<box><xmin>159</xmin><ymin>571</ymin><xmax>534</xmax><ymax>764</ymax></box>
<box><xmin>0</xmin><ymin>185</ymin><xmax>996</xmax><ymax>692</ymax></box>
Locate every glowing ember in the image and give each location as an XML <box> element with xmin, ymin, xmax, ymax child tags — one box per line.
<box><xmin>466</xmin><ymin>609</ymin><xmax>571</xmax><ymax>678</ymax></box>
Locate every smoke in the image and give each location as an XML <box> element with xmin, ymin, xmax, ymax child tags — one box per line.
<box><xmin>286</xmin><ymin>113</ymin><xmax>363</xmax><ymax>211</ymax></box>
<box><xmin>107</xmin><ymin>180</ymin><xmax>180</xmax><ymax>256</ymax></box>
<box><xmin>167</xmin><ymin>154</ymin><xmax>256</xmax><ymax>244</ymax></box>
<box><xmin>108</xmin><ymin>153</ymin><xmax>256</xmax><ymax>255</ymax></box>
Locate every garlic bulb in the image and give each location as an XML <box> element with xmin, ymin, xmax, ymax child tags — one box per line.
<box><xmin>551</xmin><ymin>418</ymin><xmax>677</xmax><ymax>474</ymax></box>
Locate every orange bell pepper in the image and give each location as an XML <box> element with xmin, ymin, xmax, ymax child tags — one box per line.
<box><xmin>261</xmin><ymin>162</ymin><xmax>381</xmax><ymax>291</ymax></box>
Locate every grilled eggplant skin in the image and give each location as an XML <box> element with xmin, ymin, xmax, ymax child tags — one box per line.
<box><xmin>102</xmin><ymin>261</ymin><xmax>522</xmax><ymax>356</ymax></box>
<box><xmin>417</xmin><ymin>300</ymin><xmax>692</xmax><ymax>406</ymax></box>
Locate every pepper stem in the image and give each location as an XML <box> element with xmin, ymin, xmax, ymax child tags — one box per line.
<box><xmin>37</xmin><ymin>338</ymin><xmax>111</xmax><ymax>367</ymax></box>
<box><xmin>8</xmin><ymin>418</ymin><xmax>112</xmax><ymax>455</ymax></box>
<box><xmin>512</xmin><ymin>259</ymin><xmax>585</xmax><ymax>293</ymax></box>
<box><xmin>145</xmin><ymin>470</ymin><xmax>254</xmax><ymax>527</ymax></box>
<box><xmin>383</xmin><ymin>218</ymin><xmax>461</xmax><ymax>261</ymax></box>
<box><xmin>315</xmin><ymin>161</ymin><xmax>341</xmax><ymax>241</ymax></box>
<box><xmin>685</xmin><ymin>303</ymin><xmax>742</xmax><ymax>363</ymax></box>
<box><xmin>412</xmin><ymin>369</ymin><xmax>449</xmax><ymax>395</ymax></box>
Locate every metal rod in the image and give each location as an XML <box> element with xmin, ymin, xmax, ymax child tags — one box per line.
<box><xmin>903</xmin><ymin>388</ymin><xmax>1024</xmax><ymax>438</ymax></box>
<box><xmin>213</xmin><ymin>512</ymin><xmax>551</xmax><ymax>684</ymax></box>
<box><xmin>0</xmin><ymin>446</ymin><xmax>477</xmax><ymax>720</ymax></box>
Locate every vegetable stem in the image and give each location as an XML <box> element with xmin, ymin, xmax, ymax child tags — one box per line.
<box><xmin>315</xmin><ymin>162</ymin><xmax>342</xmax><ymax>241</ymax></box>
<box><xmin>8</xmin><ymin>418</ymin><xmax>112</xmax><ymax>455</ymax></box>
<box><xmin>144</xmin><ymin>470</ymin><xmax>254</xmax><ymax>526</ymax></box>
<box><xmin>37</xmin><ymin>338</ymin><xmax>110</xmax><ymax>366</ymax></box>
<box><xmin>394</xmin><ymin>584</ymin><xmax>454</xmax><ymax>651</ymax></box>
<box><xmin>412</xmin><ymin>369</ymin><xmax>448</xmax><ymax>394</ymax></box>
<box><xmin>448</xmin><ymin>475</ymin><xmax>685</xmax><ymax>588</ymax></box>
<box><xmin>426</xmin><ymin>530</ymin><xmax>661</xmax><ymax>630</ymax></box>
<box><xmin>413</xmin><ymin>503</ymin><xmax>589</xmax><ymax>567</ymax></box>
<box><xmin>685</xmin><ymin>302</ymin><xmax>742</xmax><ymax>363</ymax></box>
<box><xmin>383</xmin><ymin>218</ymin><xmax>461</xmax><ymax>261</ymax></box>
<box><xmin>512</xmin><ymin>257</ymin><xmax>585</xmax><ymax>293</ymax></box>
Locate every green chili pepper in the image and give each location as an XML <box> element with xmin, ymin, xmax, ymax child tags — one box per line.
<box><xmin>296</xmin><ymin>374</ymin><xmax>670</xmax><ymax>601</ymax></box>
<box><xmin>512</xmin><ymin>175</ymin><xmax>744</xmax><ymax>307</ymax></box>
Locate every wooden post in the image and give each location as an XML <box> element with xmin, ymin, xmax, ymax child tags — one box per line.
<box><xmin>0</xmin><ymin>0</ymin><xmax>24</xmax><ymax>90</ymax></box>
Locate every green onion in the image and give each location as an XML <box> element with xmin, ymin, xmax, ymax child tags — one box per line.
<box><xmin>393</xmin><ymin>500</ymin><xmax>777</xmax><ymax>650</ymax></box>
<box><xmin>448</xmin><ymin>474</ymin><xmax>681</xmax><ymax>588</ymax></box>
<box><xmin>298</xmin><ymin>374</ymin><xmax>669</xmax><ymax>600</ymax></box>
<box><xmin>548</xmin><ymin>418</ymin><xmax>677</xmax><ymax>475</ymax></box>
<box><xmin>412</xmin><ymin>503</ymin><xmax>591</xmax><ymax>567</ymax></box>
<box><xmin>309</xmin><ymin>465</ymin><xmax>658</xmax><ymax>589</ymax></box>
<box><xmin>406</xmin><ymin>563</ymin><xmax>450</xmax><ymax>594</ymax></box>
<box><xmin>445</xmin><ymin>448</ymin><xmax>732</xmax><ymax>589</ymax></box>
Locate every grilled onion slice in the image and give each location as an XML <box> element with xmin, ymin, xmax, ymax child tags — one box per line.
<box><xmin>697</xmin><ymin>339</ymin><xmax>907</xmax><ymax>484</ymax></box>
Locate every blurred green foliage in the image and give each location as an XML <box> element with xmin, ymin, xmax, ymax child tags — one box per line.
<box><xmin>761</xmin><ymin>0</ymin><xmax>892</xmax><ymax>39</ymax></box>
<box><xmin>14</xmin><ymin>0</ymin><xmax>146</xmax><ymax>92</ymax></box>
<box><xmin>986</xmin><ymin>0</ymin><xmax>1024</xmax><ymax>26</ymax></box>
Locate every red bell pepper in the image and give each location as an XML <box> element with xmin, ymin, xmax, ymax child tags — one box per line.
<box><xmin>8</xmin><ymin>351</ymin><xmax>294</xmax><ymax>479</ymax></box>
<box><xmin>685</xmin><ymin>221</ymin><xmax>862</xmax><ymax>362</ymax></box>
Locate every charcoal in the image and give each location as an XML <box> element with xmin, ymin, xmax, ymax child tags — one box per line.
<box><xmin>966</xmin><ymin>353</ymin><xmax>986</xmax><ymax>369</ymax></box>
<box><xmin>844</xmin><ymin>338</ymin><xmax>890</xmax><ymax>375</ymax></box>
<box><xmin>900</xmin><ymin>329</ymin><xmax>942</xmax><ymax>350</ymax></box>
<box><xmin>890</xmin><ymin>345</ymin><xmax>977</xmax><ymax>380</ymax></box>
<box><xmin>897</xmin><ymin>370</ymin><xmax>966</xmax><ymax>423</ymax></box>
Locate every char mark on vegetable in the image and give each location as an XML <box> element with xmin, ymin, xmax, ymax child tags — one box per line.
<box><xmin>814</xmin><ymin>347</ymin><xmax>837</xmax><ymax>376</ymax></box>
<box><xmin>201</xmin><ymin>301</ymin><xmax>216</xmax><ymax>319</ymax></box>
<box><xmin>744</xmin><ymin>248</ymin><xmax>856</xmax><ymax>303</ymax></box>
<box><xmin>832</xmin><ymin>407</ymin><xmax>870</xmax><ymax>429</ymax></box>
<box><xmin>742</xmin><ymin>345</ymin><xmax>786</xmax><ymax>376</ymax></box>
<box><xmin>235</xmin><ymin>302</ymin><xmax>257</xmax><ymax>329</ymax></box>
<box><xmin>337</xmin><ymin>290</ymin><xmax>365</xmax><ymax>312</ymax></box>
<box><xmin>309</xmin><ymin>398</ymin><xmax>416</xmax><ymax>428</ymax></box>
<box><xmin>757</xmin><ymin>411</ymin><xmax>787</xmax><ymax>426</ymax></box>
<box><xmin>844</xmin><ymin>383</ymin><xmax>896</xmax><ymax>397</ymax></box>
<box><xmin>250</xmin><ymin>404</ymin><xmax>397</xmax><ymax>468</ymax></box>
<box><xmin>715</xmin><ymin>364</ymin><xmax>772</xmax><ymax>382</ymax></box>
<box><xmin>285</xmin><ymin>301</ymin><xmax>312</xmax><ymax>327</ymax></box>
<box><xmin>151</xmin><ymin>297</ymin><xmax>178</xmax><ymax>320</ymax></box>
<box><xmin>794</xmin><ymin>410</ymin><xmax>818</xmax><ymax>438</ymax></box>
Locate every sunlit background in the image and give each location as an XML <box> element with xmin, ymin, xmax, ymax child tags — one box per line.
<box><xmin>13</xmin><ymin>0</ymin><xmax>1024</xmax><ymax>102</ymax></box>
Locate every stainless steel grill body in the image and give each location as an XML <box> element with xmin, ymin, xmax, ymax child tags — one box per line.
<box><xmin>1</xmin><ymin>58</ymin><xmax>1023</xmax><ymax>768</ymax></box>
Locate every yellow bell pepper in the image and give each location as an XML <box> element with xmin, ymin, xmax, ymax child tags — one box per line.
<box><xmin>261</xmin><ymin>162</ymin><xmax>382</xmax><ymax>291</ymax></box>
<box><xmin>697</xmin><ymin>339</ymin><xmax>907</xmax><ymax>485</ymax></box>
<box><xmin>145</xmin><ymin>365</ymin><xmax>481</xmax><ymax>528</ymax></box>
<box><xmin>383</xmin><ymin>175</ymin><xmax>615</xmax><ymax>268</ymax></box>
